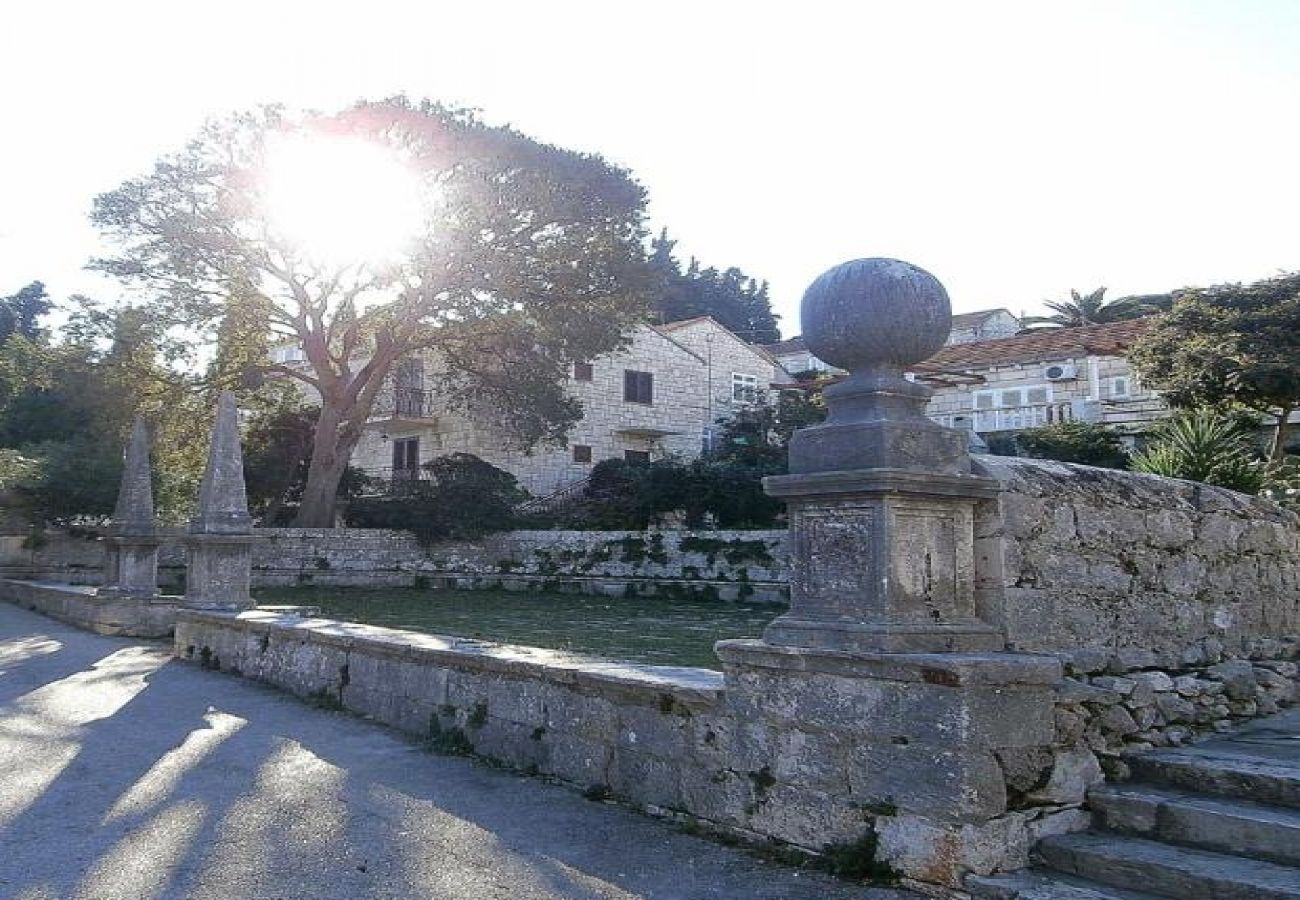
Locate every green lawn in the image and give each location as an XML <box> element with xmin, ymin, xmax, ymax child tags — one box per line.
<box><xmin>253</xmin><ymin>586</ymin><xmax>785</xmax><ymax>670</ymax></box>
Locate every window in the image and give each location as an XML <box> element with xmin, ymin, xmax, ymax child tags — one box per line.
<box><xmin>395</xmin><ymin>357</ymin><xmax>425</xmax><ymax>389</ymax></box>
<box><xmin>572</xmin><ymin>445</ymin><xmax>592</xmax><ymax>463</ymax></box>
<box><xmin>1110</xmin><ymin>376</ymin><xmax>1131</xmax><ymax>398</ymax></box>
<box><xmin>624</xmin><ymin>450</ymin><xmax>651</xmax><ymax>464</ymax></box>
<box><xmin>391</xmin><ymin>437</ymin><xmax>419</xmax><ymax>476</ymax></box>
<box><xmin>623</xmin><ymin>370</ymin><xmax>654</xmax><ymax>404</ymax></box>
<box><xmin>573</xmin><ymin>362</ymin><xmax>593</xmax><ymax>382</ymax></box>
<box><xmin>271</xmin><ymin>345</ymin><xmax>305</xmax><ymax>364</ymax></box>
<box><xmin>732</xmin><ymin>372</ymin><xmax>759</xmax><ymax>403</ymax></box>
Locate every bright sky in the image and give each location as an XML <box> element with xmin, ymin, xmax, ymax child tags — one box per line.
<box><xmin>2</xmin><ymin>0</ymin><xmax>1297</xmax><ymax>338</ymax></box>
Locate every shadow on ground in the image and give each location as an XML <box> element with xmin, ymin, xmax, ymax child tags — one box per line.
<box><xmin>0</xmin><ymin>602</ymin><xmax>905</xmax><ymax>900</ymax></box>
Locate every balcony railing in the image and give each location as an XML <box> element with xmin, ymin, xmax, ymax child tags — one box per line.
<box><xmin>358</xmin><ymin>466</ymin><xmax>433</xmax><ymax>496</ymax></box>
<box><xmin>370</xmin><ymin>387</ymin><xmax>438</xmax><ymax>422</ymax></box>
<box><xmin>933</xmin><ymin>402</ymin><xmax>1078</xmax><ymax>434</ymax></box>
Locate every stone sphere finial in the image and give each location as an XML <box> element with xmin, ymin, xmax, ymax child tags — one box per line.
<box><xmin>802</xmin><ymin>259</ymin><xmax>951</xmax><ymax>373</ymax></box>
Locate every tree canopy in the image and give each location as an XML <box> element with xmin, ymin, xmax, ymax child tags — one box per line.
<box><xmin>91</xmin><ymin>97</ymin><xmax>656</xmax><ymax>525</ymax></box>
<box><xmin>1023</xmin><ymin>287</ymin><xmax>1168</xmax><ymax>329</ymax></box>
<box><xmin>648</xmin><ymin>230</ymin><xmax>780</xmax><ymax>343</ymax></box>
<box><xmin>1129</xmin><ymin>272</ymin><xmax>1300</xmax><ymax>460</ymax></box>
<box><xmin>0</xmin><ymin>289</ymin><xmax>208</xmax><ymax>524</ymax></box>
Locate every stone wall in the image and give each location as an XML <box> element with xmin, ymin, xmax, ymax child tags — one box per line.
<box><xmin>421</xmin><ymin>530</ymin><xmax>787</xmax><ymax>602</ymax></box>
<box><xmin>174</xmin><ymin>609</ymin><xmax>1064</xmax><ymax>889</ymax></box>
<box><xmin>8</xmin><ymin>527</ymin><xmax>789</xmax><ymax>601</ymax></box>
<box><xmin>974</xmin><ymin>455</ymin><xmax>1300</xmax><ymax>663</ymax></box>
<box><xmin>0</xmin><ymin>578</ymin><xmax>177</xmax><ymax>637</ymax></box>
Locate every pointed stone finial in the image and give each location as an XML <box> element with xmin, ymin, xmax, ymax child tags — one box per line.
<box><xmin>111</xmin><ymin>417</ymin><xmax>155</xmax><ymax>537</ymax></box>
<box><xmin>190</xmin><ymin>391</ymin><xmax>252</xmax><ymax>535</ymax></box>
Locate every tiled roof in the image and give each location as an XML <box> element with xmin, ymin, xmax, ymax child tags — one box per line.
<box><xmin>761</xmin><ymin>337</ymin><xmax>809</xmax><ymax>356</ymax></box>
<box><xmin>653</xmin><ymin>315</ymin><xmax>715</xmax><ymax>332</ymax></box>
<box><xmin>915</xmin><ymin>319</ymin><xmax>1153</xmax><ymax>371</ymax></box>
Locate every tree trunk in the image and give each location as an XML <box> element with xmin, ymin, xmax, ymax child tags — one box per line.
<box><xmin>294</xmin><ymin>403</ymin><xmax>361</xmax><ymax>527</ymax></box>
<box><xmin>1270</xmin><ymin>406</ymin><xmax>1294</xmax><ymax>463</ymax></box>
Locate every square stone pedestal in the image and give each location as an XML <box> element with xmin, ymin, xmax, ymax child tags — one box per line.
<box><xmin>763</xmin><ymin>469</ymin><xmax>1003</xmax><ymax>653</ymax></box>
<box><xmin>98</xmin><ymin>535</ymin><xmax>163</xmax><ymax>599</ymax></box>
<box><xmin>183</xmin><ymin>534</ymin><xmax>258</xmax><ymax>610</ymax></box>
<box><xmin>715</xmin><ymin>639</ymin><xmax>1061</xmax><ymax>889</ymax></box>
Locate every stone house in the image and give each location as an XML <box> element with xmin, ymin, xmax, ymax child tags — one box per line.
<box><xmin>347</xmin><ymin>316</ymin><xmax>782</xmax><ymax>498</ymax></box>
<box><xmin>762</xmin><ymin>307</ymin><xmax>1019</xmax><ymax>375</ymax></box>
<box><xmin>946</xmin><ymin>307</ymin><xmax>1021</xmax><ymax>344</ymax></box>
<box><xmin>915</xmin><ymin>319</ymin><xmax>1166</xmax><ymax>441</ymax></box>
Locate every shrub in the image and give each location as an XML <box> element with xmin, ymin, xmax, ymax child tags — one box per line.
<box><xmin>346</xmin><ymin>453</ymin><xmax>527</xmax><ymax>544</ymax></box>
<box><xmin>1260</xmin><ymin>456</ymin><xmax>1300</xmax><ymax>511</ymax></box>
<box><xmin>1015</xmin><ymin>421</ymin><xmax>1129</xmax><ymax>469</ymax></box>
<box><xmin>1130</xmin><ymin>408</ymin><xmax>1264</xmax><ymax>492</ymax></box>
<box><xmin>565</xmin><ymin>456</ymin><xmax>782</xmax><ymax>530</ymax></box>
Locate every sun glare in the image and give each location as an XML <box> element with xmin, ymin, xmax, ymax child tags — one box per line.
<box><xmin>261</xmin><ymin>134</ymin><xmax>428</xmax><ymax>267</ymax></box>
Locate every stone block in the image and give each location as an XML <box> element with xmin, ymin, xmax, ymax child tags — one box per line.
<box><xmin>848</xmin><ymin>740</ymin><xmax>1007</xmax><ymax>821</ymax></box>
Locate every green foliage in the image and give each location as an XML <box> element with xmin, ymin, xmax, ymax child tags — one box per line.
<box><xmin>1015</xmin><ymin>421</ymin><xmax>1129</xmax><ymax>469</ymax></box>
<box><xmin>712</xmin><ymin>392</ymin><xmax>826</xmax><ymax>468</ymax></box>
<box><xmin>1260</xmin><ymin>457</ymin><xmax>1300</xmax><ymax>511</ymax></box>
<box><xmin>91</xmin><ymin>98</ymin><xmax>656</xmax><ymax>525</ymax></box>
<box><xmin>649</xmin><ymin>230</ymin><xmax>780</xmax><ymax>343</ymax></box>
<box><xmin>346</xmin><ymin>453</ymin><xmax>527</xmax><ymax>543</ymax></box>
<box><xmin>1129</xmin><ymin>272</ymin><xmax>1300</xmax><ymax>460</ymax></box>
<box><xmin>0</xmin><ymin>291</ymin><xmax>207</xmax><ymax>524</ymax></box>
<box><xmin>1023</xmin><ymin>286</ymin><xmax>1165</xmax><ymax>328</ymax></box>
<box><xmin>819</xmin><ymin>831</ymin><xmax>897</xmax><ymax>883</ymax></box>
<box><xmin>0</xmin><ymin>282</ymin><xmax>52</xmax><ymax>344</ymax></box>
<box><xmin>575</xmin><ymin>456</ymin><xmax>782</xmax><ymax>530</ymax></box>
<box><xmin>1130</xmin><ymin>408</ymin><xmax>1264</xmax><ymax>493</ymax></box>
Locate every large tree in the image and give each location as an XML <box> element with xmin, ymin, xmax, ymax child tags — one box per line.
<box><xmin>92</xmin><ymin>98</ymin><xmax>655</xmax><ymax>525</ymax></box>
<box><xmin>1129</xmin><ymin>272</ymin><xmax>1300</xmax><ymax>461</ymax></box>
<box><xmin>648</xmin><ymin>230</ymin><xmax>780</xmax><ymax>343</ymax></box>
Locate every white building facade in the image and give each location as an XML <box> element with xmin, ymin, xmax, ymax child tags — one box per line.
<box><xmin>348</xmin><ymin>317</ymin><xmax>782</xmax><ymax>498</ymax></box>
<box><xmin>915</xmin><ymin>320</ymin><xmax>1166</xmax><ymax>441</ymax></box>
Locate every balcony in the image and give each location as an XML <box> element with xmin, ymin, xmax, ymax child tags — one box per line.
<box><xmin>934</xmin><ymin>402</ymin><xmax>1080</xmax><ymax>434</ymax></box>
<box><xmin>357</xmin><ymin>466</ymin><xmax>433</xmax><ymax>496</ymax></box>
<box><xmin>368</xmin><ymin>387</ymin><xmax>439</xmax><ymax>426</ymax></box>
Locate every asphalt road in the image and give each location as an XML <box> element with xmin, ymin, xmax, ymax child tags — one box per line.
<box><xmin>0</xmin><ymin>602</ymin><xmax>908</xmax><ymax>900</ymax></box>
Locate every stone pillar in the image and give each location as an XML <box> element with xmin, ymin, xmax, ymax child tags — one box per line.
<box><xmin>183</xmin><ymin>391</ymin><xmax>257</xmax><ymax>610</ymax></box>
<box><xmin>98</xmin><ymin>417</ymin><xmax>162</xmax><ymax>598</ymax></box>
<box><xmin>716</xmin><ymin>259</ymin><xmax>1062</xmax><ymax>889</ymax></box>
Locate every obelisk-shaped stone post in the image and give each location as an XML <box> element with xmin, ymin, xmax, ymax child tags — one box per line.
<box><xmin>183</xmin><ymin>392</ymin><xmax>257</xmax><ymax>610</ymax></box>
<box><xmin>98</xmin><ymin>417</ymin><xmax>162</xmax><ymax>598</ymax></box>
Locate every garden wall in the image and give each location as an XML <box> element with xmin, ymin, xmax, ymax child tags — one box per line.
<box><xmin>1</xmin><ymin>527</ymin><xmax>790</xmax><ymax>602</ymax></box>
<box><xmin>973</xmin><ymin>455</ymin><xmax>1300</xmax><ymax>664</ymax></box>
<box><xmin>173</xmin><ymin>608</ymin><xmax>1066</xmax><ymax>889</ymax></box>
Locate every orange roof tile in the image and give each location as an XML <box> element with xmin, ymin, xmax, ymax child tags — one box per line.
<box><xmin>915</xmin><ymin>319</ymin><xmax>1153</xmax><ymax>372</ymax></box>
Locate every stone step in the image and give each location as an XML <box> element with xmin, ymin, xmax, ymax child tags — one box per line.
<box><xmin>1090</xmin><ymin>782</ymin><xmax>1300</xmax><ymax>867</ymax></box>
<box><xmin>1127</xmin><ymin>749</ymin><xmax>1300</xmax><ymax>809</ymax></box>
<box><xmin>1037</xmin><ymin>832</ymin><xmax>1300</xmax><ymax>900</ymax></box>
<box><xmin>967</xmin><ymin>869</ymin><xmax>1166</xmax><ymax>899</ymax></box>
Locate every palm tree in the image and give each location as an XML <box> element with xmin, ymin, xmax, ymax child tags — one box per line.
<box><xmin>1023</xmin><ymin>287</ymin><xmax>1164</xmax><ymax>329</ymax></box>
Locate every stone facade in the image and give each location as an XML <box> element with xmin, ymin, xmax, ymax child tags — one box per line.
<box><xmin>349</xmin><ymin>318</ymin><xmax>782</xmax><ymax>497</ymax></box>
<box><xmin>922</xmin><ymin>323</ymin><xmax>1167</xmax><ymax>440</ymax></box>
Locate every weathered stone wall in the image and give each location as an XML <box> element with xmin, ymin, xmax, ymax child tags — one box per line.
<box><xmin>12</xmin><ymin>527</ymin><xmax>789</xmax><ymax>601</ymax></box>
<box><xmin>974</xmin><ymin>455</ymin><xmax>1300</xmax><ymax>663</ymax></box>
<box><xmin>0</xmin><ymin>530</ymin><xmax>109</xmax><ymax>585</ymax></box>
<box><xmin>422</xmin><ymin>530</ymin><xmax>787</xmax><ymax>602</ymax></box>
<box><xmin>173</xmin><ymin>609</ymin><xmax>1065</xmax><ymax>888</ymax></box>
<box><xmin>0</xmin><ymin>578</ymin><xmax>177</xmax><ymax>637</ymax></box>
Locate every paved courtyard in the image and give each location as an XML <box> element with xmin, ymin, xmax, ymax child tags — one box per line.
<box><xmin>0</xmin><ymin>602</ymin><xmax>907</xmax><ymax>900</ymax></box>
